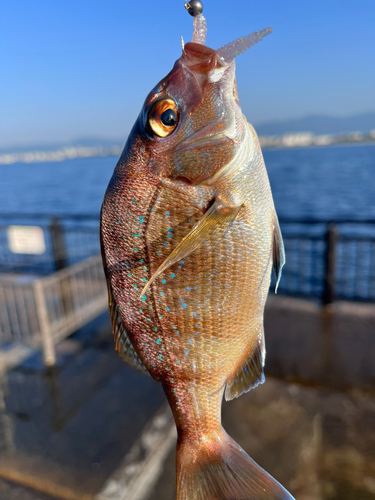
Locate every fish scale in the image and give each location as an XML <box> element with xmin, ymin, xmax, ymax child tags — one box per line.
<box><xmin>101</xmin><ymin>17</ymin><xmax>293</xmax><ymax>500</ymax></box>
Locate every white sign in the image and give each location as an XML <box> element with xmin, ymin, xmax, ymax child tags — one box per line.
<box><xmin>7</xmin><ymin>225</ymin><xmax>46</xmax><ymax>255</ymax></box>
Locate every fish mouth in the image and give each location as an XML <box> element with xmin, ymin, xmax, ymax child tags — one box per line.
<box><xmin>183</xmin><ymin>42</ymin><xmax>218</xmax><ymax>74</ymax></box>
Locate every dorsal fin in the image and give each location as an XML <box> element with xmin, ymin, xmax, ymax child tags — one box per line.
<box><xmin>225</xmin><ymin>327</ymin><xmax>265</xmax><ymax>401</ymax></box>
<box><xmin>107</xmin><ymin>283</ymin><xmax>150</xmax><ymax>376</ymax></box>
<box><xmin>273</xmin><ymin>213</ymin><xmax>285</xmax><ymax>293</ymax></box>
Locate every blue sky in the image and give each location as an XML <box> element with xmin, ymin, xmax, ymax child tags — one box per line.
<box><xmin>1</xmin><ymin>0</ymin><xmax>374</xmax><ymax>148</ymax></box>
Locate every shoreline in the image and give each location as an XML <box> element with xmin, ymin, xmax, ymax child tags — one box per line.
<box><xmin>0</xmin><ymin>140</ymin><xmax>374</xmax><ymax>166</ymax></box>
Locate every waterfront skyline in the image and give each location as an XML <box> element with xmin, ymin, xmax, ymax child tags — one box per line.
<box><xmin>1</xmin><ymin>0</ymin><xmax>375</xmax><ymax>148</ymax></box>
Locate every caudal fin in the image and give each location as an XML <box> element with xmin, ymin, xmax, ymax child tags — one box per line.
<box><xmin>176</xmin><ymin>430</ymin><xmax>294</xmax><ymax>500</ymax></box>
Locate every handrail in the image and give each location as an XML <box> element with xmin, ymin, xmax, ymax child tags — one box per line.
<box><xmin>1</xmin><ymin>213</ymin><xmax>375</xmax><ymax>224</ymax></box>
<box><xmin>0</xmin><ymin>213</ymin><xmax>99</xmax><ymax>221</ymax></box>
<box><xmin>279</xmin><ymin>218</ymin><xmax>375</xmax><ymax>224</ymax></box>
<box><xmin>0</xmin><ymin>215</ymin><xmax>374</xmax><ymax>305</ymax></box>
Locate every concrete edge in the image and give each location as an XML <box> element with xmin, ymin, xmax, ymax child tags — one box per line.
<box><xmin>96</xmin><ymin>404</ymin><xmax>176</xmax><ymax>500</ymax></box>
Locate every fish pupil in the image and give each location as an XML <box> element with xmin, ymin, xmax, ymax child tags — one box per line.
<box><xmin>161</xmin><ymin>109</ymin><xmax>176</xmax><ymax>127</ymax></box>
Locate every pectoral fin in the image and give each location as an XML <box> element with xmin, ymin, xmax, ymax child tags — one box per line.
<box><xmin>141</xmin><ymin>199</ymin><xmax>242</xmax><ymax>297</ymax></box>
<box><xmin>273</xmin><ymin>213</ymin><xmax>285</xmax><ymax>293</ymax></box>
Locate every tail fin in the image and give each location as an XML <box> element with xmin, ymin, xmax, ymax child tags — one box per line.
<box><xmin>177</xmin><ymin>430</ymin><xmax>294</xmax><ymax>500</ymax></box>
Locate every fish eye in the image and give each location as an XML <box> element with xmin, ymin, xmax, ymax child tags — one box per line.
<box><xmin>161</xmin><ymin>109</ymin><xmax>177</xmax><ymax>127</ymax></box>
<box><xmin>147</xmin><ymin>98</ymin><xmax>179</xmax><ymax>138</ymax></box>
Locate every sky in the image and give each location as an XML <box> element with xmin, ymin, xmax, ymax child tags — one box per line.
<box><xmin>1</xmin><ymin>0</ymin><xmax>375</xmax><ymax>148</ymax></box>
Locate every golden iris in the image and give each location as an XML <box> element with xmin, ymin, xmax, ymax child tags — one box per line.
<box><xmin>147</xmin><ymin>99</ymin><xmax>179</xmax><ymax>138</ymax></box>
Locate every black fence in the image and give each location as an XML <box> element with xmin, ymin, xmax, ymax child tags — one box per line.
<box><xmin>276</xmin><ymin>219</ymin><xmax>375</xmax><ymax>303</ymax></box>
<box><xmin>0</xmin><ymin>214</ymin><xmax>99</xmax><ymax>276</ymax></box>
<box><xmin>0</xmin><ymin>214</ymin><xmax>374</xmax><ymax>304</ymax></box>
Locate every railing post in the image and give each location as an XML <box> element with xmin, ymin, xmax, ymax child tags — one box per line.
<box><xmin>33</xmin><ymin>279</ymin><xmax>56</xmax><ymax>366</ymax></box>
<box><xmin>50</xmin><ymin>217</ymin><xmax>67</xmax><ymax>271</ymax></box>
<box><xmin>322</xmin><ymin>223</ymin><xmax>337</xmax><ymax>305</ymax></box>
<box><xmin>50</xmin><ymin>217</ymin><xmax>73</xmax><ymax>315</ymax></box>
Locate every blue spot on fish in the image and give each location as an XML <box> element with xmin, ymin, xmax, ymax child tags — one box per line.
<box><xmin>162</xmin><ymin>279</ymin><xmax>166</xmax><ymax>284</ymax></box>
<box><xmin>193</xmin><ymin>312</ymin><xmax>197</xmax><ymax>318</ymax></box>
<box><xmin>189</xmin><ymin>339</ymin><xmax>193</xmax><ymax>344</ymax></box>
<box><xmin>163</xmin><ymin>242</ymin><xmax>167</xmax><ymax>247</ymax></box>
<box><xmin>171</xmin><ymin>273</ymin><xmax>175</xmax><ymax>278</ymax></box>
<box><xmin>166</xmin><ymin>211</ymin><xmax>170</xmax><ymax>216</ymax></box>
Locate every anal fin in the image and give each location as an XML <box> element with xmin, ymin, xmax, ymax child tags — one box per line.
<box><xmin>225</xmin><ymin>327</ymin><xmax>265</xmax><ymax>401</ymax></box>
<box><xmin>107</xmin><ymin>283</ymin><xmax>150</xmax><ymax>376</ymax></box>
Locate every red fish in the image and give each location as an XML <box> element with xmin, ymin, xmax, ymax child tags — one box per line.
<box><xmin>101</xmin><ymin>13</ymin><xmax>293</xmax><ymax>500</ymax></box>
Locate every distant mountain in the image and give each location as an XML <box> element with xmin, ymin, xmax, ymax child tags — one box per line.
<box><xmin>253</xmin><ymin>112</ymin><xmax>375</xmax><ymax>136</ymax></box>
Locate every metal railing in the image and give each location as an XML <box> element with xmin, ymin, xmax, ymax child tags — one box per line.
<box><xmin>0</xmin><ymin>255</ymin><xmax>107</xmax><ymax>365</ymax></box>
<box><xmin>276</xmin><ymin>219</ymin><xmax>375</xmax><ymax>303</ymax></box>
<box><xmin>0</xmin><ymin>213</ymin><xmax>374</xmax><ymax>313</ymax></box>
<box><xmin>0</xmin><ymin>214</ymin><xmax>99</xmax><ymax>275</ymax></box>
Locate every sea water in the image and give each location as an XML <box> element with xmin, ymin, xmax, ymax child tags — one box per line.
<box><xmin>0</xmin><ymin>144</ymin><xmax>374</xmax><ymax>220</ymax></box>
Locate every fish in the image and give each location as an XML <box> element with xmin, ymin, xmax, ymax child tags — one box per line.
<box><xmin>100</xmin><ymin>12</ymin><xmax>294</xmax><ymax>500</ymax></box>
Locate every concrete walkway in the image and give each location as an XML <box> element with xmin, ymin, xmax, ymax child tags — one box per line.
<box><xmin>0</xmin><ymin>296</ymin><xmax>374</xmax><ymax>500</ymax></box>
